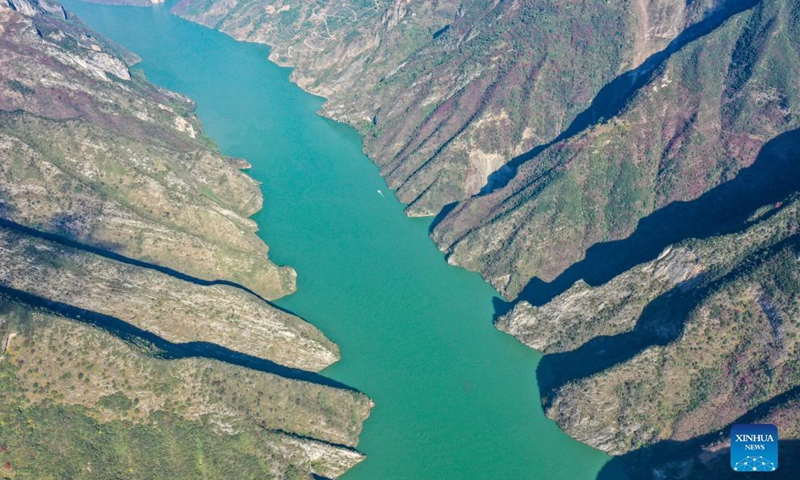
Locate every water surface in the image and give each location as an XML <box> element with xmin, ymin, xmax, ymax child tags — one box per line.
<box><xmin>60</xmin><ymin>2</ymin><xmax>618</xmax><ymax>478</ymax></box>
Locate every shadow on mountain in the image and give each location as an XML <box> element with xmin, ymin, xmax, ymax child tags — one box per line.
<box><xmin>480</xmin><ymin>0</ymin><xmax>761</xmax><ymax>196</ymax></box>
<box><xmin>0</xmin><ymin>217</ymin><xmax>299</xmax><ymax>317</ymax></box>
<box><xmin>428</xmin><ymin>200</ymin><xmax>457</xmax><ymax>233</ymax></box>
<box><xmin>596</xmin><ymin>386</ymin><xmax>800</xmax><ymax>480</ymax></box>
<box><xmin>0</xmin><ymin>285</ymin><xmax>359</xmax><ymax>393</ymax></box>
<box><xmin>508</xmin><ymin>125</ymin><xmax>800</xmax><ymax>313</ymax></box>
<box><xmin>537</xmin><ymin>234</ymin><xmax>800</xmax><ymax>396</ymax></box>
<box><xmin>268</xmin><ymin>428</ymin><xmax>361</xmax><ymax>453</ymax></box>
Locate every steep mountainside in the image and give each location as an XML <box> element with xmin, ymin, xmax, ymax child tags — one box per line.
<box><xmin>171</xmin><ymin>0</ymin><xmax>799</xmax><ymax>301</ymax></box>
<box><xmin>0</xmin><ymin>2</ymin><xmax>371</xmax><ymax>478</ymax></box>
<box><xmin>1</xmin><ymin>0</ymin><xmax>295</xmax><ymax>300</ymax></box>
<box><xmin>515</xmin><ymin>193</ymin><xmax>800</xmax><ymax>455</ymax></box>
<box><xmin>598</xmin><ymin>389</ymin><xmax>800</xmax><ymax>479</ymax></box>
<box><xmin>0</xmin><ymin>226</ymin><xmax>337</xmax><ymax>370</ymax></box>
<box><xmin>0</xmin><ymin>295</ymin><xmax>370</xmax><ymax>479</ymax></box>
<box><xmin>531</xmin><ymin>196</ymin><xmax>800</xmax><ymax>479</ymax></box>
<box><xmin>166</xmin><ymin>0</ymin><xmax>800</xmax><ymax>474</ymax></box>
<box><xmin>433</xmin><ymin>0</ymin><xmax>800</xmax><ymax>298</ymax></box>
<box><xmin>172</xmin><ymin>0</ymin><xmax>727</xmax><ymax>217</ymax></box>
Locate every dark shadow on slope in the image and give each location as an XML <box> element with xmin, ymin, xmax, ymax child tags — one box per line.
<box><xmin>0</xmin><ymin>285</ymin><xmax>359</xmax><ymax>393</ymax></box>
<box><xmin>480</xmin><ymin>0</ymin><xmax>761</xmax><ymax>196</ymax></box>
<box><xmin>492</xmin><ymin>295</ymin><xmax>515</xmax><ymax>318</ymax></box>
<box><xmin>0</xmin><ymin>218</ymin><xmax>299</xmax><ymax>317</ymax></box>
<box><xmin>596</xmin><ymin>386</ymin><xmax>800</xmax><ymax>480</ymax></box>
<box><xmin>265</xmin><ymin>428</ymin><xmax>361</xmax><ymax>453</ymax></box>
<box><xmin>599</xmin><ymin>439</ymin><xmax>800</xmax><ymax>480</ymax></box>
<box><xmin>537</xmin><ymin>234</ymin><xmax>800</xmax><ymax>397</ymax></box>
<box><xmin>428</xmin><ymin>201</ymin><xmax>458</xmax><ymax>233</ymax></box>
<box><xmin>509</xmin><ymin>126</ymin><xmax>800</xmax><ymax>312</ymax></box>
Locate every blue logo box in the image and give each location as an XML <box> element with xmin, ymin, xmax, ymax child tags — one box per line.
<box><xmin>730</xmin><ymin>424</ymin><xmax>778</xmax><ymax>472</ymax></box>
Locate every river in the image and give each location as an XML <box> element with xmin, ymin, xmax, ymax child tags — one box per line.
<box><xmin>59</xmin><ymin>2</ymin><xmax>620</xmax><ymax>478</ymax></box>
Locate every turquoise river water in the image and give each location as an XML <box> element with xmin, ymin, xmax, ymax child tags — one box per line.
<box><xmin>60</xmin><ymin>2</ymin><xmax>621</xmax><ymax>478</ymax></box>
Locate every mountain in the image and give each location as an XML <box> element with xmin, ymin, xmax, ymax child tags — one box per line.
<box><xmin>1</xmin><ymin>0</ymin><xmax>295</xmax><ymax>301</ymax></box>
<box><xmin>0</xmin><ymin>292</ymin><xmax>370</xmax><ymax>479</ymax></box>
<box><xmin>172</xmin><ymin>0</ymin><xmax>737</xmax><ymax>219</ymax></box>
<box><xmin>0</xmin><ymin>1</ymin><xmax>371</xmax><ymax>478</ymax></box>
<box><xmin>511</xmin><ymin>191</ymin><xmax>800</xmax><ymax>455</ymax></box>
<box><xmin>432</xmin><ymin>0</ymin><xmax>800</xmax><ymax>298</ymax></box>
<box><xmin>171</xmin><ymin>0</ymin><xmax>799</xmax><ymax>299</ymax></box>
<box><xmin>167</xmin><ymin>0</ymin><xmax>800</xmax><ymax>475</ymax></box>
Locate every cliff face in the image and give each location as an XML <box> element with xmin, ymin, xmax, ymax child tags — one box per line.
<box><xmin>498</xmin><ymin>193</ymin><xmax>800</xmax><ymax>356</ymax></box>
<box><xmin>167</xmin><ymin>0</ymin><xmax>800</xmax><ymax>471</ymax></box>
<box><xmin>518</xmin><ymin>195</ymin><xmax>800</xmax><ymax>455</ymax></box>
<box><xmin>0</xmin><ymin>2</ymin><xmax>371</xmax><ymax>477</ymax></box>
<box><xmin>0</xmin><ymin>0</ymin><xmax>295</xmax><ymax>300</ymax></box>
<box><xmin>173</xmin><ymin>0</ymin><xmax>723</xmax><ymax>217</ymax></box>
<box><xmin>0</xmin><ymin>226</ymin><xmax>338</xmax><ymax>371</ymax></box>
<box><xmin>433</xmin><ymin>0</ymin><xmax>799</xmax><ymax>298</ymax></box>
<box><xmin>0</xmin><ymin>296</ymin><xmax>371</xmax><ymax>479</ymax></box>
<box><xmin>171</xmin><ymin>0</ymin><xmax>798</xmax><ymax>301</ymax></box>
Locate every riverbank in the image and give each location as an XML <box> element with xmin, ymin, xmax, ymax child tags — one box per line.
<box><xmin>59</xmin><ymin>1</ymin><xmax>621</xmax><ymax>478</ymax></box>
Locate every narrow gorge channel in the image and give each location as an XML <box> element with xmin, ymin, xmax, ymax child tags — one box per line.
<box><xmin>59</xmin><ymin>1</ymin><xmax>623</xmax><ymax>478</ymax></box>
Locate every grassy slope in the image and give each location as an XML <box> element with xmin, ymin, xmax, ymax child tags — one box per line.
<box><xmin>0</xmin><ymin>3</ymin><xmax>372</xmax><ymax>478</ymax></box>
<box><xmin>0</xmin><ymin>297</ymin><xmax>371</xmax><ymax>480</ymax></box>
<box><xmin>0</xmin><ymin>1</ymin><xmax>295</xmax><ymax>300</ymax></box>
<box><xmin>434</xmin><ymin>0</ymin><xmax>800</xmax><ymax>298</ymax></box>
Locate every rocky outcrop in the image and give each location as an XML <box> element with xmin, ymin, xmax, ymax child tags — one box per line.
<box><xmin>0</xmin><ymin>3</ymin><xmax>371</xmax><ymax>477</ymax></box>
<box><xmin>497</xmin><ymin>245</ymin><xmax>705</xmax><ymax>354</ymax></box>
<box><xmin>0</xmin><ymin>0</ymin><xmax>295</xmax><ymax>300</ymax></box>
<box><xmin>499</xmin><ymin>198</ymin><xmax>800</xmax><ymax>354</ymax></box>
<box><xmin>539</xmin><ymin>197</ymin><xmax>800</xmax><ymax>455</ymax></box>
<box><xmin>0</xmin><ymin>226</ymin><xmax>338</xmax><ymax>371</ymax></box>
<box><xmin>630</xmin><ymin>0</ymin><xmax>726</xmax><ymax>68</ymax></box>
<box><xmin>0</xmin><ymin>297</ymin><xmax>370</xmax><ymax>479</ymax></box>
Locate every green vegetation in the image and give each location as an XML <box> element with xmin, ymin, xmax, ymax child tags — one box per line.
<box><xmin>0</xmin><ymin>4</ymin><xmax>370</xmax><ymax>478</ymax></box>
<box><xmin>0</xmin><ymin>296</ymin><xmax>368</xmax><ymax>479</ymax></box>
<box><xmin>435</xmin><ymin>0</ymin><xmax>800</xmax><ymax>298</ymax></box>
<box><xmin>0</xmin><ymin>3</ymin><xmax>295</xmax><ymax>300</ymax></box>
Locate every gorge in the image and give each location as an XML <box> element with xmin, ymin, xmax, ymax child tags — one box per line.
<box><xmin>2</xmin><ymin>0</ymin><xmax>799</xmax><ymax>478</ymax></box>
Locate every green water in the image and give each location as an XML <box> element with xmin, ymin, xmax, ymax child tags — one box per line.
<box><xmin>59</xmin><ymin>2</ymin><xmax>619</xmax><ymax>478</ymax></box>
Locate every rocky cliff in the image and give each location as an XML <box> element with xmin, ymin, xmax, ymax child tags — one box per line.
<box><xmin>432</xmin><ymin>0</ymin><xmax>799</xmax><ymax>298</ymax></box>
<box><xmin>0</xmin><ymin>2</ymin><xmax>371</xmax><ymax>478</ymax></box>
<box><xmin>524</xmin><ymin>194</ymin><xmax>800</xmax><ymax>455</ymax></box>
<box><xmin>1</xmin><ymin>0</ymin><xmax>295</xmax><ymax>300</ymax></box>
<box><xmin>0</xmin><ymin>295</ymin><xmax>371</xmax><ymax>479</ymax></box>
<box><xmin>172</xmin><ymin>0</ymin><xmax>730</xmax><ymax>221</ymax></box>
<box><xmin>171</xmin><ymin>0</ymin><xmax>799</xmax><ymax>301</ymax></box>
<box><xmin>0</xmin><ymin>226</ymin><xmax>338</xmax><ymax>371</ymax></box>
<box><xmin>166</xmin><ymin>0</ymin><xmax>800</xmax><ymax>474</ymax></box>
